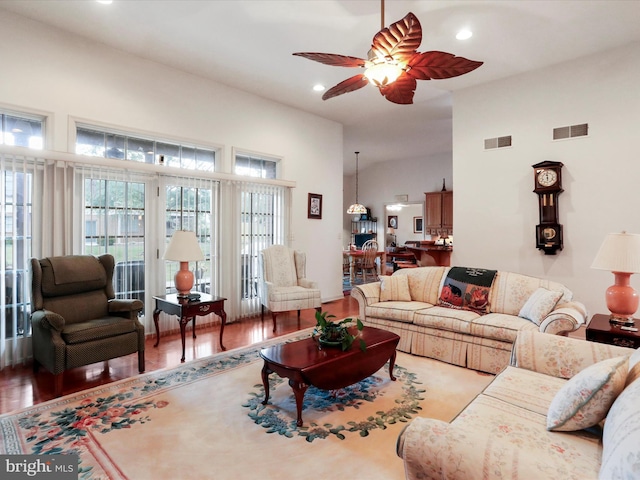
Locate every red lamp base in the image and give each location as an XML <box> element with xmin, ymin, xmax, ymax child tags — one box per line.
<box><xmin>606</xmin><ymin>271</ymin><xmax>638</xmax><ymax>326</ymax></box>
<box><xmin>174</xmin><ymin>261</ymin><xmax>195</xmax><ymax>297</ymax></box>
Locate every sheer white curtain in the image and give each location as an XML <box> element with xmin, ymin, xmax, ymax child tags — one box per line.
<box><xmin>230</xmin><ymin>180</ymin><xmax>290</xmax><ymax>319</ymax></box>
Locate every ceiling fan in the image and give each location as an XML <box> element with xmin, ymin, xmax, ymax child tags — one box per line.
<box><xmin>293</xmin><ymin>2</ymin><xmax>483</xmax><ymax>105</ymax></box>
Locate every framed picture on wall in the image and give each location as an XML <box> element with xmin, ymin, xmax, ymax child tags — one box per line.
<box><xmin>308</xmin><ymin>193</ymin><xmax>322</xmax><ymax>219</ymax></box>
<box><xmin>388</xmin><ymin>215</ymin><xmax>398</xmax><ymax>229</ymax></box>
<box><xmin>413</xmin><ymin>216</ymin><xmax>423</xmax><ymax>233</ymax></box>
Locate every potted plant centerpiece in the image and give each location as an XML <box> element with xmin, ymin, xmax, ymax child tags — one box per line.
<box><xmin>313</xmin><ymin>311</ymin><xmax>366</xmax><ymax>352</ymax></box>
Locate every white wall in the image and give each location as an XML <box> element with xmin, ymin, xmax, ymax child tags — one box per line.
<box><xmin>0</xmin><ymin>11</ymin><xmax>345</xmax><ymax>303</ymax></box>
<box><xmin>343</xmin><ymin>152</ymin><xmax>452</xmax><ymax>247</ymax></box>
<box><xmin>453</xmin><ymin>41</ymin><xmax>640</xmax><ymax>317</ymax></box>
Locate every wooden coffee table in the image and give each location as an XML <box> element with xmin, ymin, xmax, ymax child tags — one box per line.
<box><xmin>260</xmin><ymin>326</ymin><xmax>400</xmax><ymax>426</ymax></box>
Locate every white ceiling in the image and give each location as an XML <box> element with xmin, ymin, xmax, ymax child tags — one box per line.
<box><xmin>2</xmin><ymin>0</ymin><xmax>640</xmax><ymax>174</ymax></box>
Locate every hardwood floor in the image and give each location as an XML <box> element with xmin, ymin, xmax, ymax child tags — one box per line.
<box><xmin>0</xmin><ymin>296</ymin><xmax>359</xmax><ymax>414</ymax></box>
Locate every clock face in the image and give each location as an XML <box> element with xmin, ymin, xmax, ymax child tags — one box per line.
<box><xmin>537</xmin><ymin>169</ymin><xmax>558</xmax><ymax>187</ymax></box>
<box><xmin>542</xmin><ymin>227</ymin><xmax>557</xmax><ymax>240</ymax></box>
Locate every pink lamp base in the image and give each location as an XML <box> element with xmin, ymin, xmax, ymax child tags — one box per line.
<box><xmin>174</xmin><ymin>261</ymin><xmax>195</xmax><ymax>297</ymax></box>
<box><xmin>606</xmin><ymin>272</ymin><xmax>638</xmax><ymax>326</ymax></box>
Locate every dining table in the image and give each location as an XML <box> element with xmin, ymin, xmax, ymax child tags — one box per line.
<box><xmin>343</xmin><ymin>249</ymin><xmax>384</xmax><ymax>284</ymax></box>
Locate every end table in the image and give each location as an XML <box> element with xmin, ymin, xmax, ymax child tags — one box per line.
<box><xmin>586</xmin><ymin>313</ymin><xmax>640</xmax><ymax>349</ymax></box>
<box><xmin>153</xmin><ymin>293</ymin><xmax>227</xmax><ymax>362</ymax></box>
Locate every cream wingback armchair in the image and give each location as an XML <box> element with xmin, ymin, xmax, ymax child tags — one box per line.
<box><xmin>259</xmin><ymin>245</ymin><xmax>321</xmax><ymax>332</ymax></box>
<box><xmin>30</xmin><ymin>254</ymin><xmax>145</xmax><ymax>397</ymax></box>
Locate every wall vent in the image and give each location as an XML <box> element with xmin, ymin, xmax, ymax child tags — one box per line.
<box><xmin>484</xmin><ymin>135</ymin><xmax>512</xmax><ymax>150</ymax></box>
<box><xmin>553</xmin><ymin>123</ymin><xmax>588</xmax><ymax>140</ymax></box>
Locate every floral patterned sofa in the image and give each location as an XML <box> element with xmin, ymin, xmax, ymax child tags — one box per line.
<box><xmin>397</xmin><ymin>331</ymin><xmax>640</xmax><ymax>479</ymax></box>
<box><xmin>350</xmin><ymin>266</ymin><xmax>586</xmax><ymax>374</ymax></box>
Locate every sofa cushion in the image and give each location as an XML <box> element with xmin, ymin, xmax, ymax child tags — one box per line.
<box><xmin>490</xmin><ymin>271</ymin><xmax>572</xmax><ymax>316</ymax></box>
<box><xmin>380</xmin><ymin>275</ymin><xmax>411</xmax><ymax>302</ymax></box>
<box><xmin>626</xmin><ymin>348</ymin><xmax>640</xmax><ymax>386</ymax></box>
<box><xmin>413</xmin><ymin>306</ymin><xmax>479</xmax><ymax>334</ymax></box>
<box><xmin>62</xmin><ymin>317</ymin><xmax>138</xmax><ymax>345</ymax></box>
<box><xmin>518</xmin><ymin>287</ymin><xmax>563</xmax><ymax>325</ymax></box>
<box><xmin>547</xmin><ymin>356</ymin><xmax>628</xmax><ymax>431</ymax></box>
<box><xmin>392</xmin><ymin>266</ymin><xmax>447</xmax><ymax>304</ymax></box>
<box><xmin>366</xmin><ymin>302</ymin><xmax>432</xmax><ymax>324</ymax></box>
<box><xmin>413</xmin><ymin>393</ymin><xmax>603</xmax><ymax>480</ymax></box>
<box><xmin>482</xmin><ymin>365</ymin><xmax>567</xmax><ymax>416</ymax></box>
<box><xmin>469</xmin><ymin>313</ymin><xmax>538</xmax><ymax>343</ymax></box>
<box><xmin>600</xmin><ymin>374</ymin><xmax>640</xmax><ymax>478</ymax></box>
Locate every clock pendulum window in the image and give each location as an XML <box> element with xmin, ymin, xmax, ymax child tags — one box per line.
<box><xmin>532</xmin><ymin>161</ymin><xmax>564</xmax><ymax>255</ymax></box>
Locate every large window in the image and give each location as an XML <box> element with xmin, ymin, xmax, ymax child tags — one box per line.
<box><xmin>238</xmin><ymin>183</ymin><xmax>286</xmax><ymax>308</ymax></box>
<box><xmin>0</xmin><ymin>109</ymin><xmax>42</xmax><ymax>350</ymax></box>
<box><xmin>235</xmin><ymin>153</ymin><xmax>281</xmax><ymax>303</ymax></box>
<box><xmin>76</xmin><ymin>125</ymin><xmax>215</xmax><ymax>172</ymax></box>
<box><xmin>84</xmin><ymin>177</ymin><xmax>146</xmax><ymax>307</ymax></box>
<box><xmin>164</xmin><ymin>184</ymin><xmax>215</xmax><ymax>295</ymax></box>
<box><xmin>1</xmin><ymin>168</ymin><xmax>32</xmax><ymax>340</ymax></box>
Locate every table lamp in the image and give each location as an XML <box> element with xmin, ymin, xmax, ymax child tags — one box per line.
<box><xmin>163</xmin><ymin>230</ymin><xmax>204</xmax><ymax>297</ymax></box>
<box><xmin>591</xmin><ymin>231</ymin><xmax>640</xmax><ymax>326</ymax></box>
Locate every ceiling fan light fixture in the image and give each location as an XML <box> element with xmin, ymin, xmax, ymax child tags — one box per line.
<box><xmin>364</xmin><ymin>61</ymin><xmax>404</xmax><ymax>86</ymax></box>
<box><xmin>293</xmin><ymin>2</ymin><xmax>482</xmax><ymax>105</ymax></box>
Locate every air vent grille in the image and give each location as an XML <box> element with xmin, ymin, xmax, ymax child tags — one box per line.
<box><xmin>484</xmin><ymin>135</ymin><xmax>512</xmax><ymax>150</ymax></box>
<box><xmin>553</xmin><ymin>123</ymin><xmax>588</xmax><ymax>140</ymax></box>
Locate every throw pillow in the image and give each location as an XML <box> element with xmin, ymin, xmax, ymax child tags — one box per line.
<box><xmin>518</xmin><ymin>287</ymin><xmax>563</xmax><ymax>325</ymax></box>
<box><xmin>547</xmin><ymin>356</ymin><xmax>629</xmax><ymax>432</ymax></box>
<box><xmin>380</xmin><ymin>275</ymin><xmax>411</xmax><ymax>302</ymax></box>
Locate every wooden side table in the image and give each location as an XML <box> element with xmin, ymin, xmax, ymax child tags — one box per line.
<box><xmin>153</xmin><ymin>293</ymin><xmax>227</xmax><ymax>362</ymax></box>
<box><xmin>586</xmin><ymin>313</ymin><xmax>640</xmax><ymax>349</ymax></box>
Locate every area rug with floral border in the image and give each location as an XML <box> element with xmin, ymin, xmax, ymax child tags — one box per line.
<box><xmin>0</xmin><ymin>327</ymin><xmax>493</xmax><ymax>480</ymax></box>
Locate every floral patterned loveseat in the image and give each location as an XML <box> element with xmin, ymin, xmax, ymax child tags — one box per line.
<box><xmin>397</xmin><ymin>331</ymin><xmax>640</xmax><ymax>479</ymax></box>
<box><xmin>350</xmin><ymin>266</ymin><xmax>586</xmax><ymax>374</ymax></box>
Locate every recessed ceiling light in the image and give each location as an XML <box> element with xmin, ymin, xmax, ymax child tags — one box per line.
<box><xmin>456</xmin><ymin>29</ymin><xmax>473</xmax><ymax>40</ymax></box>
<box><xmin>96</xmin><ymin>0</ymin><xmax>113</xmax><ymax>4</ymax></box>
<box><xmin>313</xmin><ymin>84</ymin><xmax>325</xmax><ymax>92</ymax></box>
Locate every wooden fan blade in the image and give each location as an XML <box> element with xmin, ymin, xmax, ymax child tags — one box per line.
<box><xmin>370</xmin><ymin>12</ymin><xmax>421</xmax><ymax>64</ymax></box>
<box><xmin>378</xmin><ymin>73</ymin><xmax>417</xmax><ymax>105</ymax></box>
<box><xmin>407</xmin><ymin>51</ymin><xmax>483</xmax><ymax>80</ymax></box>
<box><xmin>322</xmin><ymin>74</ymin><xmax>369</xmax><ymax>101</ymax></box>
<box><xmin>293</xmin><ymin>52</ymin><xmax>366</xmax><ymax>68</ymax></box>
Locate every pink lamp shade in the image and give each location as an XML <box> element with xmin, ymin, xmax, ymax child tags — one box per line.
<box><xmin>163</xmin><ymin>231</ymin><xmax>204</xmax><ymax>297</ymax></box>
<box><xmin>591</xmin><ymin>232</ymin><xmax>640</xmax><ymax>325</ymax></box>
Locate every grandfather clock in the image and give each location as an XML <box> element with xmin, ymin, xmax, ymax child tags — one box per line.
<box><xmin>532</xmin><ymin>161</ymin><xmax>564</xmax><ymax>255</ymax></box>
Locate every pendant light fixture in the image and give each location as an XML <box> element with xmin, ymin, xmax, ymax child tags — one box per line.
<box><xmin>347</xmin><ymin>151</ymin><xmax>367</xmax><ymax>215</ymax></box>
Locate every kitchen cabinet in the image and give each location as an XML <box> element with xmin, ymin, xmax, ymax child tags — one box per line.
<box><xmin>425</xmin><ymin>191</ymin><xmax>453</xmax><ymax>236</ymax></box>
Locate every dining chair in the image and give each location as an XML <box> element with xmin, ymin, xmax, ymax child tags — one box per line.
<box><xmin>357</xmin><ymin>240</ymin><xmax>379</xmax><ymax>283</ymax></box>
